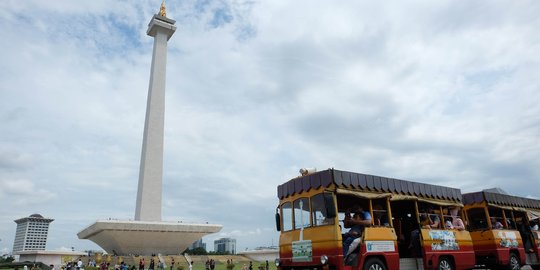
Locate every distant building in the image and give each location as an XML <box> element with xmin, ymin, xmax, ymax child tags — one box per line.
<box><xmin>190</xmin><ymin>239</ymin><xmax>206</xmax><ymax>250</ymax></box>
<box><xmin>214</xmin><ymin>238</ymin><xmax>236</xmax><ymax>254</ymax></box>
<box><xmin>13</xmin><ymin>214</ymin><xmax>54</xmax><ymax>253</ymax></box>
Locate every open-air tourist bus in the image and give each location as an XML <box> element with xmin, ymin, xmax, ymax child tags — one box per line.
<box><xmin>463</xmin><ymin>190</ymin><xmax>540</xmax><ymax>270</ymax></box>
<box><xmin>274</xmin><ymin>169</ymin><xmax>476</xmax><ymax>270</ymax></box>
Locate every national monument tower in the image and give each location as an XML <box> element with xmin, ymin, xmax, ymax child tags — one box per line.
<box><xmin>78</xmin><ymin>2</ymin><xmax>222</xmax><ymax>255</ymax></box>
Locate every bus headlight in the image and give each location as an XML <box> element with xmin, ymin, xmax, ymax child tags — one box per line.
<box><xmin>320</xmin><ymin>255</ymin><xmax>328</xmax><ymax>265</ymax></box>
<box><xmin>275</xmin><ymin>258</ymin><xmax>280</xmax><ymax>267</ymax></box>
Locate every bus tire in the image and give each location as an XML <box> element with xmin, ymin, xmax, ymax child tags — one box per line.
<box><xmin>531</xmin><ymin>265</ymin><xmax>540</xmax><ymax>270</ymax></box>
<box><xmin>506</xmin><ymin>253</ymin><xmax>520</xmax><ymax>270</ymax></box>
<box><xmin>363</xmin><ymin>257</ymin><xmax>386</xmax><ymax>270</ymax></box>
<box><xmin>437</xmin><ymin>257</ymin><xmax>453</xmax><ymax>270</ymax></box>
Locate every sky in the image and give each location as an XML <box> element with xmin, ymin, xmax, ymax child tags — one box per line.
<box><xmin>1</xmin><ymin>0</ymin><xmax>540</xmax><ymax>255</ymax></box>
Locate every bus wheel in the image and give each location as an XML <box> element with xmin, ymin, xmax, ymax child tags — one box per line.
<box><xmin>363</xmin><ymin>258</ymin><xmax>386</xmax><ymax>270</ymax></box>
<box><xmin>531</xmin><ymin>265</ymin><xmax>540</xmax><ymax>270</ymax></box>
<box><xmin>507</xmin><ymin>253</ymin><xmax>520</xmax><ymax>270</ymax></box>
<box><xmin>437</xmin><ymin>258</ymin><xmax>453</xmax><ymax>270</ymax></box>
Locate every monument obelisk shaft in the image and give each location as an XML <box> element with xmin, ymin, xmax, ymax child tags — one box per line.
<box><xmin>79</xmin><ymin>4</ymin><xmax>221</xmax><ymax>255</ymax></box>
<box><xmin>135</xmin><ymin>5</ymin><xmax>176</xmax><ymax>222</ymax></box>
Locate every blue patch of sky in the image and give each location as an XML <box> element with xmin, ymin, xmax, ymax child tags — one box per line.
<box><xmin>46</xmin><ymin>13</ymin><xmax>144</xmax><ymax>60</ymax></box>
<box><xmin>107</xmin><ymin>15</ymin><xmax>143</xmax><ymax>50</ymax></box>
<box><xmin>210</xmin><ymin>7</ymin><xmax>233</xmax><ymax>28</ymax></box>
<box><xmin>194</xmin><ymin>0</ymin><xmax>213</xmax><ymax>13</ymax></box>
<box><xmin>177</xmin><ymin>0</ymin><xmax>256</xmax><ymax>41</ymax></box>
<box><xmin>92</xmin><ymin>14</ymin><xmax>146</xmax><ymax>59</ymax></box>
<box><xmin>235</xmin><ymin>24</ymin><xmax>257</xmax><ymax>41</ymax></box>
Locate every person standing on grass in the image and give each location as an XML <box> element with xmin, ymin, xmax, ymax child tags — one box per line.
<box><xmin>139</xmin><ymin>258</ymin><xmax>145</xmax><ymax>270</ymax></box>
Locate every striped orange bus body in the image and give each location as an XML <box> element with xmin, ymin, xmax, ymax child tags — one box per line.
<box><xmin>276</xmin><ymin>169</ymin><xmax>476</xmax><ymax>270</ymax></box>
<box><xmin>463</xmin><ymin>191</ymin><xmax>540</xmax><ymax>270</ymax></box>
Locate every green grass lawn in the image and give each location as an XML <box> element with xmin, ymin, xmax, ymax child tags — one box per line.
<box><xmin>175</xmin><ymin>261</ymin><xmax>276</xmax><ymax>270</ymax></box>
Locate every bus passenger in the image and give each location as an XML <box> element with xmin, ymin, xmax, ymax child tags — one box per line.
<box><xmin>449</xmin><ymin>207</ymin><xmax>466</xmax><ymax>230</ymax></box>
<box><xmin>491</xmin><ymin>217</ymin><xmax>504</xmax><ymax>229</ymax></box>
<box><xmin>425</xmin><ymin>206</ymin><xmax>441</xmax><ymax>229</ymax></box>
<box><xmin>419</xmin><ymin>213</ymin><xmax>432</xmax><ymax>229</ymax></box>
<box><xmin>343</xmin><ymin>205</ymin><xmax>371</xmax><ymax>256</ymax></box>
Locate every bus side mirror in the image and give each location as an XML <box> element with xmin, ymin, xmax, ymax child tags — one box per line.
<box><xmin>323</xmin><ymin>193</ymin><xmax>337</xmax><ymax>219</ymax></box>
<box><xmin>275</xmin><ymin>212</ymin><xmax>281</xmax><ymax>231</ymax></box>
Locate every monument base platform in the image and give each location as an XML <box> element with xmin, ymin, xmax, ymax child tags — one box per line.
<box><xmin>78</xmin><ymin>220</ymin><xmax>222</xmax><ymax>255</ymax></box>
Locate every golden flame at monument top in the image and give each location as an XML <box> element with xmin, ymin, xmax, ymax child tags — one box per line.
<box><xmin>159</xmin><ymin>0</ymin><xmax>167</xmax><ymax>17</ymax></box>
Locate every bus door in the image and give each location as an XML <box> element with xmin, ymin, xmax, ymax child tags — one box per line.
<box><xmin>530</xmin><ymin>213</ymin><xmax>540</xmax><ymax>265</ymax></box>
<box><xmin>390</xmin><ymin>200</ymin><xmax>419</xmax><ymax>260</ymax></box>
<box><xmin>514</xmin><ymin>211</ymin><xmax>540</xmax><ymax>267</ymax></box>
<box><xmin>530</xmin><ymin>226</ymin><xmax>540</xmax><ymax>269</ymax></box>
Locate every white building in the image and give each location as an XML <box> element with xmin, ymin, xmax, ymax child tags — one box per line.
<box><xmin>214</xmin><ymin>238</ymin><xmax>236</xmax><ymax>254</ymax></box>
<box><xmin>13</xmin><ymin>214</ymin><xmax>54</xmax><ymax>253</ymax></box>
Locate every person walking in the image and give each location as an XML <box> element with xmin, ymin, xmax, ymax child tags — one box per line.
<box><xmin>139</xmin><ymin>258</ymin><xmax>145</xmax><ymax>270</ymax></box>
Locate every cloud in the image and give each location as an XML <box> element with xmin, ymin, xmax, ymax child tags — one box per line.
<box><xmin>0</xmin><ymin>179</ymin><xmax>56</xmax><ymax>206</ymax></box>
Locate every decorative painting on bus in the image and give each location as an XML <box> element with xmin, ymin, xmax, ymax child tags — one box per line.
<box><xmin>292</xmin><ymin>240</ymin><xmax>312</xmax><ymax>262</ymax></box>
<box><xmin>429</xmin><ymin>230</ymin><xmax>460</xmax><ymax>251</ymax></box>
<box><xmin>498</xmin><ymin>231</ymin><xmax>519</xmax><ymax>248</ymax></box>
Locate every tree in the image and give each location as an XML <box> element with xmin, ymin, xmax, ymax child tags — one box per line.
<box><xmin>184</xmin><ymin>247</ymin><xmax>207</xmax><ymax>255</ymax></box>
<box><xmin>0</xmin><ymin>255</ymin><xmax>15</xmax><ymax>263</ymax></box>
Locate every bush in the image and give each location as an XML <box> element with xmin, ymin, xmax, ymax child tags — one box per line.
<box><xmin>0</xmin><ymin>257</ymin><xmax>15</xmax><ymax>264</ymax></box>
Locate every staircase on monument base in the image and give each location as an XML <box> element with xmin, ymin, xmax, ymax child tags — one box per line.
<box><xmin>184</xmin><ymin>253</ymin><xmax>192</xmax><ymax>265</ymax></box>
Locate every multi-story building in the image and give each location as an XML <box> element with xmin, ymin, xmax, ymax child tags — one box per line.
<box><xmin>190</xmin><ymin>238</ymin><xmax>206</xmax><ymax>250</ymax></box>
<box><xmin>12</xmin><ymin>214</ymin><xmax>54</xmax><ymax>252</ymax></box>
<box><xmin>214</xmin><ymin>238</ymin><xmax>236</xmax><ymax>254</ymax></box>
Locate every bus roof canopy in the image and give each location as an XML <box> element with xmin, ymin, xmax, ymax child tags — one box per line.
<box><xmin>463</xmin><ymin>191</ymin><xmax>540</xmax><ymax>211</ymax></box>
<box><xmin>277</xmin><ymin>169</ymin><xmax>462</xmax><ymax>204</ymax></box>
